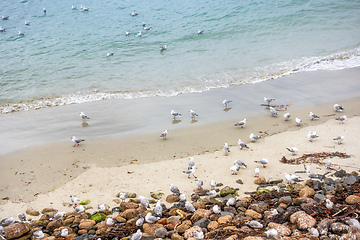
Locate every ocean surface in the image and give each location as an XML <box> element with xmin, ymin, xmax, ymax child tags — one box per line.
<box><xmin>1</xmin><ymin>0</ymin><xmax>360</xmax><ymax>113</ymax></box>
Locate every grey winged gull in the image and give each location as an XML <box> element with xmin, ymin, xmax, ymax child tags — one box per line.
<box><xmin>171</xmin><ymin>110</ymin><xmax>181</xmax><ymax>120</ymax></box>
<box><xmin>235</xmin><ymin>118</ymin><xmax>246</xmax><ymax>127</ymax></box>
<box><xmin>309</xmin><ymin>112</ymin><xmax>320</xmax><ymax>120</ymax></box>
<box><xmin>71</xmin><ymin>136</ymin><xmax>85</xmax><ymax>147</ymax></box>
<box><xmin>334</xmin><ymin>104</ymin><xmax>344</xmax><ymax>111</ymax></box>
<box><xmin>238</xmin><ymin>139</ymin><xmax>249</xmax><ymax>150</ymax></box>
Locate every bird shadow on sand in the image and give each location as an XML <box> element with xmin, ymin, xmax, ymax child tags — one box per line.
<box><xmin>223</xmin><ymin>107</ymin><xmax>232</xmax><ymax>112</ymax></box>
<box><xmin>81</xmin><ymin>122</ymin><xmax>89</xmax><ymax>128</ymax></box>
<box><xmin>172</xmin><ymin>120</ymin><xmax>181</xmax><ymax>125</ymax></box>
<box><xmin>190</xmin><ymin>119</ymin><xmax>198</xmax><ymax>124</ymax></box>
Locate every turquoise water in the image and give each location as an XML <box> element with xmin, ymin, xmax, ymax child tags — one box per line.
<box><xmin>1</xmin><ymin>0</ymin><xmax>360</xmax><ymax>112</ymax></box>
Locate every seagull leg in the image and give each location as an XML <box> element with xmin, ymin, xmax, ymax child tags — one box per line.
<box><xmin>193</xmin><ymin>174</ymin><xmax>197</xmax><ymax>179</ymax></box>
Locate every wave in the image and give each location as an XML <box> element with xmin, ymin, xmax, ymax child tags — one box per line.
<box><xmin>1</xmin><ymin>48</ymin><xmax>359</xmax><ymax>114</ymax></box>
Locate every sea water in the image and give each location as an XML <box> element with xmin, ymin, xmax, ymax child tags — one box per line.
<box><xmin>0</xmin><ymin>0</ymin><xmax>360</xmax><ymax>112</ymax></box>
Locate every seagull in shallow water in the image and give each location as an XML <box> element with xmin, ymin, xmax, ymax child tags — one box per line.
<box><xmin>71</xmin><ymin>136</ymin><xmax>85</xmax><ymax>147</ymax></box>
<box><xmin>334</xmin><ymin>104</ymin><xmax>344</xmax><ymax>111</ymax></box>
<box><xmin>309</xmin><ymin>112</ymin><xmax>320</xmax><ymax>120</ymax></box>
<box><xmin>222</xmin><ymin>99</ymin><xmax>232</xmax><ymax>108</ymax></box>
<box><xmin>24</xmin><ymin>21</ymin><xmax>30</xmax><ymax>25</ymax></box>
<box><xmin>131</xmin><ymin>12</ymin><xmax>138</xmax><ymax>16</ymax></box>
<box><xmin>234</xmin><ymin>159</ymin><xmax>247</xmax><ymax>168</ymax></box>
<box><xmin>171</xmin><ymin>109</ymin><xmax>181</xmax><ymax>119</ymax></box>
<box><xmin>255</xmin><ymin>158</ymin><xmax>268</xmax><ymax>168</ymax></box>
<box><xmin>189</xmin><ymin>110</ymin><xmax>198</xmax><ymax>119</ymax></box>
<box><xmin>286</xmin><ymin>147</ymin><xmax>298</xmax><ymax>155</ymax></box>
<box><xmin>72</xmin><ymin>5</ymin><xmax>77</xmax><ymax>10</ymax></box>
<box><xmin>264</xmin><ymin>97</ymin><xmax>275</xmax><ymax>105</ymax></box>
<box><xmin>295</xmin><ymin>117</ymin><xmax>302</xmax><ymax>126</ymax></box>
<box><xmin>43</xmin><ymin>8</ymin><xmax>47</xmax><ymax>13</ymax></box>
<box><xmin>238</xmin><ymin>139</ymin><xmax>249</xmax><ymax>150</ymax></box>
<box><xmin>250</xmin><ymin>133</ymin><xmax>261</xmax><ymax>142</ymax></box>
<box><xmin>131</xmin><ymin>229</ymin><xmax>142</xmax><ymax>240</ymax></box>
<box><xmin>185</xmin><ymin>201</ymin><xmax>196</xmax><ymax>212</ymax></box>
<box><xmin>197</xmin><ymin>30</ymin><xmax>204</xmax><ymax>34</ymax></box>
<box><xmin>1</xmin><ymin>16</ymin><xmax>9</xmax><ymax>20</ymax></box>
<box><xmin>125</xmin><ymin>30</ymin><xmax>131</xmax><ymax>36</ymax></box>
<box><xmin>160</xmin><ymin>129</ymin><xmax>168</xmax><ymax>139</ymax></box>
<box><xmin>333</xmin><ymin>135</ymin><xmax>344</xmax><ymax>144</ymax></box>
<box><xmin>170</xmin><ymin>184</ymin><xmax>181</xmax><ymax>195</ymax></box>
<box><xmin>235</xmin><ymin>118</ymin><xmax>246</xmax><ymax>127</ymax></box>
<box><xmin>307</xmin><ymin>131</ymin><xmax>319</xmax><ymax>142</ymax></box>
<box><xmin>335</xmin><ymin>115</ymin><xmax>347</xmax><ymax>124</ymax></box>
<box><xmin>107</xmin><ymin>52</ymin><xmax>114</xmax><ymax>57</ymax></box>
<box><xmin>183</xmin><ymin>166</ymin><xmax>197</xmax><ymax>179</ymax></box>
<box><xmin>144</xmin><ymin>26</ymin><xmax>152</xmax><ymax>30</ymax></box>
<box><xmin>0</xmin><ymin>27</ymin><xmax>5</xmax><ymax>32</ymax></box>
<box><xmin>142</xmin><ymin>22</ymin><xmax>146</xmax><ymax>26</ymax></box>
<box><xmin>224</xmin><ymin>142</ymin><xmax>230</xmax><ymax>155</ymax></box>
<box><xmin>284</xmin><ymin>112</ymin><xmax>291</xmax><ymax>121</ymax></box>
<box><xmin>230</xmin><ymin>164</ymin><xmax>240</xmax><ymax>175</ymax></box>
<box><xmin>79</xmin><ymin>112</ymin><xmax>90</xmax><ymax>121</ymax></box>
<box><xmin>135</xmin><ymin>31</ymin><xmax>142</xmax><ymax>37</ymax></box>
<box><xmin>269</xmin><ymin>107</ymin><xmax>278</xmax><ymax>117</ymax></box>
<box><xmin>188</xmin><ymin>157</ymin><xmax>195</xmax><ymax>169</ymax></box>
<box><xmin>18</xmin><ymin>31</ymin><xmax>25</xmax><ymax>35</ymax></box>
<box><xmin>160</xmin><ymin>45</ymin><xmax>167</xmax><ymax>51</ymax></box>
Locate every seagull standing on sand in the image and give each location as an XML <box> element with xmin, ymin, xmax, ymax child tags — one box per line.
<box><xmin>254</xmin><ymin>168</ymin><xmax>260</xmax><ymax>177</ymax></box>
<box><xmin>71</xmin><ymin>136</ymin><xmax>85</xmax><ymax>147</ymax></box>
<box><xmin>269</xmin><ymin>107</ymin><xmax>278</xmax><ymax>117</ymax></box>
<box><xmin>307</xmin><ymin>131</ymin><xmax>319</xmax><ymax>142</ymax></box>
<box><xmin>170</xmin><ymin>184</ymin><xmax>181</xmax><ymax>195</ymax></box>
<box><xmin>234</xmin><ymin>159</ymin><xmax>247</xmax><ymax>168</ymax></box>
<box><xmin>210</xmin><ymin>180</ymin><xmax>216</xmax><ymax>190</ymax></box>
<box><xmin>130</xmin><ymin>229</ymin><xmax>142</xmax><ymax>240</ymax></box>
<box><xmin>224</xmin><ymin>143</ymin><xmax>230</xmax><ymax>155</ymax></box>
<box><xmin>230</xmin><ymin>164</ymin><xmax>240</xmax><ymax>175</ymax></box>
<box><xmin>222</xmin><ymin>100</ymin><xmax>232</xmax><ymax>108</ymax></box>
<box><xmin>119</xmin><ymin>192</ymin><xmax>129</xmax><ymax>202</ymax></box>
<box><xmin>145</xmin><ymin>212</ymin><xmax>159</xmax><ymax>223</ymax></box>
<box><xmin>160</xmin><ymin>129</ymin><xmax>168</xmax><ymax>139</ymax></box>
<box><xmin>309</xmin><ymin>112</ymin><xmax>320</xmax><ymax>120</ymax></box>
<box><xmin>295</xmin><ymin>117</ymin><xmax>302</xmax><ymax>126</ymax></box>
<box><xmin>335</xmin><ymin>115</ymin><xmax>347</xmax><ymax>124</ymax></box>
<box><xmin>79</xmin><ymin>112</ymin><xmax>90</xmax><ymax>122</ymax></box>
<box><xmin>188</xmin><ymin>157</ymin><xmax>195</xmax><ymax>169</ymax></box>
<box><xmin>334</xmin><ymin>104</ymin><xmax>344</xmax><ymax>112</ymax></box>
<box><xmin>196</xmin><ymin>178</ymin><xmax>203</xmax><ymax>189</ymax></box>
<box><xmin>183</xmin><ymin>166</ymin><xmax>197</xmax><ymax>179</ymax></box>
<box><xmin>250</xmin><ymin>133</ymin><xmax>261</xmax><ymax>142</ymax></box>
<box><xmin>171</xmin><ymin>110</ymin><xmax>181</xmax><ymax>120</ymax></box>
<box><xmin>238</xmin><ymin>139</ymin><xmax>249</xmax><ymax>150</ymax></box>
<box><xmin>284</xmin><ymin>112</ymin><xmax>291</xmax><ymax>121</ymax></box>
<box><xmin>286</xmin><ymin>147</ymin><xmax>298</xmax><ymax>155</ymax></box>
<box><xmin>333</xmin><ymin>136</ymin><xmax>344</xmax><ymax>144</ymax></box>
<box><xmin>139</xmin><ymin>196</ymin><xmax>150</xmax><ymax>208</ymax></box>
<box><xmin>255</xmin><ymin>158</ymin><xmax>268</xmax><ymax>168</ymax></box>
<box><xmin>325</xmin><ymin>160</ymin><xmax>332</xmax><ymax>169</ymax></box>
<box><xmin>189</xmin><ymin>110</ymin><xmax>198</xmax><ymax>119</ymax></box>
<box><xmin>70</xmin><ymin>195</ymin><xmax>80</xmax><ymax>206</ymax></box>
<box><xmin>235</xmin><ymin>118</ymin><xmax>247</xmax><ymax>127</ymax></box>
<box><xmin>264</xmin><ymin>97</ymin><xmax>275</xmax><ymax>105</ymax></box>
<box><xmin>185</xmin><ymin>201</ymin><xmax>196</xmax><ymax>212</ymax></box>
<box><xmin>284</xmin><ymin>172</ymin><xmax>303</xmax><ymax>184</ymax></box>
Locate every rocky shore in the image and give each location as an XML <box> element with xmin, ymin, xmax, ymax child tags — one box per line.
<box><xmin>1</xmin><ymin>166</ymin><xmax>360</xmax><ymax>240</ymax></box>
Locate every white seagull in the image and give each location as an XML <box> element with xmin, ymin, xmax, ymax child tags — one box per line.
<box><xmin>238</xmin><ymin>139</ymin><xmax>249</xmax><ymax>150</ymax></box>
<box><xmin>335</xmin><ymin>115</ymin><xmax>347</xmax><ymax>124</ymax></box>
<box><xmin>145</xmin><ymin>212</ymin><xmax>159</xmax><ymax>223</ymax></box>
<box><xmin>234</xmin><ymin>159</ymin><xmax>247</xmax><ymax>168</ymax></box>
<box><xmin>98</xmin><ymin>204</ymin><xmax>106</xmax><ymax>212</ymax></box>
<box><xmin>226</xmin><ymin>197</ymin><xmax>236</xmax><ymax>206</ymax></box>
<box><xmin>61</xmin><ymin>229</ymin><xmax>68</xmax><ymax>237</ymax></box>
<box><xmin>183</xmin><ymin>166</ymin><xmax>197</xmax><ymax>179</ymax></box>
<box><xmin>1</xmin><ymin>16</ymin><xmax>9</xmax><ymax>20</ymax></box>
<box><xmin>308</xmin><ymin>227</ymin><xmax>319</xmax><ymax>237</ymax></box>
<box><xmin>70</xmin><ymin>195</ymin><xmax>80</xmax><ymax>206</ymax></box>
<box><xmin>130</xmin><ymin>229</ymin><xmax>142</xmax><ymax>240</ymax></box>
<box><xmin>254</xmin><ymin>168</ymin><xmax>260</xmax><ymax>177</ymax></box>
<box><xmin>18</xmin><ymin>31</ymin><xmax>25</xmax><ymax>35</ymax></box>
<box><xmin>71</xmin><ymin>136</ymin><xmax>85</xmax><ymax>147</ymax></box>
<box><xmin>50</xmin><ymin>211</ymin><xmax>66</xmax><ymax>221</ymax></box>
<box><xmin>255</xmin><ymin>158</ymin><xmax>268</xmax><ymax>168</ymax></box>
<box><xmin>25</xmin><ymin>21</ymin><xmax>30</xmax><ymax>25</ymax></box>
<box><xmin>74</xmin><ymin>205</ymin><xmax>85</xmax><ymax>214</ymax></box>
<box><xmin>230</xmin><ymin>164</ymin><xmax>240</xmax><ymax>175</ymax></box>
<box><xmin>33</xmin><ymin>230</ymin><xmax>45</xmax><ymax>239</ymax></box>
<box><xmin>284</xmin><ymin>112</ymin><xmax>291</xmax><ymax>121</ymax></box>
<box><xmin>154</xmin><ymin>200</ymin><xmax>163</xmax><ymax>217</ymax></box>
<box><xmin>325</xmin><ymin>159</ymin><xmax>332</xmax><ymax>169</ymax></box>
<box><xmin>197</xmin><ymin>30</ymin><xmax>204</xmax><ymax>34</ymax></box>
<box><xmin>307</xmin><ymin>131</ymin><xmax>319</xmax><ymax>142</ymax></box>
<box><xmin>286</xmin><ymin>147</ymin><xmax>298</xmax><ymax>155</ymax></box>
<box><xmin>107</xmin><ymin>52</ymin><xmax>114</xmax><ymax>57</ymax></box>
<box><xmin>119</xmin><ymin>192</ymin><xmax>129</xmax><ymax>202</ymax></box>
<box><xmin>309</xmin><ymin>112</ymin><xmax>320</xmax><ymax>120</ymax></box>
<box><xmin>192</xmin><ymin>230</ymin><xmax>204</xmax><ymax>239</ymax></box>
<box><xmin>250</xmin><ymin>133</ymin><xmax>261</xmax><ymax>142</ymax></box>
<box><xmin>79</xmin><ymin>112</ymin><xmax>90</xmax><ymax>121</ymax></box>
<box><xmin>125</xmin><ymin>30</ymin><xmax>131</xmax><ymax>36</ymax></box>
<box><xmin>222</xmin><ymin>99</ymin><xmax>232</xmax><ymax>108</ymax></box>
<box><xmin>160</xmin><ymin>129</ymin><xmax>168</xmax><ymax>139</ymax></box>
<box><xmin>246</xmin><ymin>220</ymin><xmax>263</xmax><ymax>229</ymax></box>
<box><xmin>72</xmin><ymin>5</ymin><xmax>77</xmax><ymax>10</ymax></box>
<box><xmin>171</xmin><ymin>110</ymin><xmax>181</xmax><ymax>119</ymax></box>
<box><xmin>160</xmin><ymin>45</ymin><xmax>167</xmax><ymax>51</ymax></box>
<box><xmin>210</xmin><ymin>180</ymin><xmax>216</xmax><ymax>190</ymax></box>
<box><xmin>135</xmin><ymin>31</ymin><xmax>142</xmax><ymax>37</ymax></box>
<box><xmin>265</xmin><ymin>228</ymin><xmax>278</xmax><ymax>239</ymax></box>
<box><xmin>196</xmin><ymin>178</ymin><xmax>203</xmax><ymax>189</ymax></box>
<box><xmin>234</xmin><ymin>118</ymin><xmax>246</xmax><ymax>127</ymax></box>
<box><xmin>213</xmin><ymin>205</ymin><xmax>221</xmax><ymax>214</ymax></box>
<box><xmin>334</xmin><ymin>104</ymin><xmax>344</xmax><ymax>111</ymax></box>
<box><xmin>264</xmin><ymin>97</ymin><xmax>275</xmax><ymax>105</ymax></box>
<box><xmin>333</xmin><ymin>135</ymin><xmax>344</xmax><ymax>144</ymax></box>
<box><xmin>18</xmin><ymin>213</ymin><xmax>27</xmax><ymax>222</ymax></box>
<box><xmin>170</xmin><ymin>184</ymin><xmax>181</xmax><ymax>195</ymax></box>
<box><xmin>144</xmin><ymin>26</ymin><xmax>152</xmax><ymax>30</ymax></box>
<box><xmin>325</xmin><ymin>199</ymin><xmax>333</xmax><ymax>211</ymax></box>
<box><xmin>224</xmin><ymin>142</ymin><xmax>230</xmax><ymax>155</ymax></box>
<box><xmin>131</xmin><ymin>12</ymin><xmax>138</xmax><ymax>16</ymax></box>
<box><xmin>136</xmin><ymin>217</ymin><xmax>144</xmax><ymax>227</ymax></box>
<box><xmin>207</xmin><ymin>190</ymin><xmax>217</xmax><ymax>197</ymax></box>
<box><xmin>139</xmin><ymin>196</ymin><xmax>150</xmax><ymax>208</ymax></box>
<box><xmin>269</xmin><ymin>107</ymin><xmax>278</xmax><ymax>117</ymax></box>
<box><xmin>188</xmin><ymin>157</ymin><xmax>195</xmax><ymax>169</ymax></box>
<box><xmin>189</xmin><ymin>110</ymin><xmax>198</xmax><ymax>119</ymax></box>
<box><xmin>185</xmin><ymin>201</ymin><xmax>196</xmax><ymax>212</ymax></box>
<box><xmin>295</xmin><ymin>117</ymin><xmax>302</xmax><ymax>126</ymax></box>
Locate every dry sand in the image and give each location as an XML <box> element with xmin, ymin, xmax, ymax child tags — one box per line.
<box><xmin>0</xmin><ymin>101</ymin><xmax>359</xmax><ymax>219</ymax></box>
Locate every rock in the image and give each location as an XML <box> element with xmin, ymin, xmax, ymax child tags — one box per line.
<box><xmin>171</xmin><ymin>233</ymin><xmax>185</xmax><ymax>240</ymax></box>
<box><xmin>236</xmin><ymin>179</ymin><xmax>243</xmax><ymax>184</ymax></box>
<box><xmin>143</xmin><ymin>223</ymin><xmax>163</xmax><ymax>235</ymax></box>
<box><xmin>4</xmin><ymin>222</ymin><xmax>30</xmax><ymax>240</ymax></box>
<box><xmin>343</xmin><ymin>175</ymin><xmax>357</xmax><ymax>185</ymax></box>
<box><xmin>317</xmin><ymin>218</ymin><xmax>332</xmax><ymax>235</ymax></box>
<box><xmin>184</xmin><ymin>226</ymin><xmax>203</xmax><ymax>239</ymax></box>
<box><xmin>254</xmin><ymin>177</ymin><xmax>266</xmax><ymax>185</ymax></box>
<box><xmin>331</xmin><ymin>222</ymin><xmax>349</xmax><ymax>235</ymax></box>
<box><xmin>224</xmin><ymin>206</ymin><xmax>237</xmax><ymax>215</ymax></box>
<box><xmin>119</xmin><ymin>202</ymin><xmax>139</xmax><ymax>211</ymax></box>
<box><xmin>166</xmin><ymin>194</ymin><xmax>180</xmax><ymax>203</ymax></box>
<box><xmin>345</xmin><ymin>195</ymin><xmax>360</xmax><ymax>205</ymax></box>
<box><xmin>115</xmin><ymin>215</ymin><xmax>126</xmax><ymax>223</ymax></box>
<box><xmin>150</xmin><ymin>191</ymin><xmax>165</xmax><ymax>200</ymax></box>
<box><xmin>279</xmin><ymin>196</ymin><xmax>292</xmax><ymax>204</ymax></box>
<box><xmin>46</xmin><ymin>219</ymin><xmax>64</xmax><ymax>231</ymax></box>
<box><xmin>290</xmin><ymin>211</ymin><xmax>316</xmax><ymax>230</ymax></box>
<box><xmin>334</xmin><ymin>169</ymin><xmax>347</xmax><ymax>178</ymax></box>
<box><xmin>207</xmin><ymin>221</ymin><xmax>219</xmax><ymax>231</ymax></box>
<box><xmin>299</xmin><ymin>186</ymin><xmax>315</xmax><ymax>197</ymax></box>
<box><xmin>174</xmin><ymin>220</ymin><xmax>192</xmax><ymax>234</ymax></box>
<box><xmin>243</xmin><ymin>237</ymin><xmax>265</xmax><ymax>240</ymax></box>
<box><xmin>154</xmin><ymin>227</ymin><xmax>167</xmax><ymax>238</ymax></box>
<box><xmin>167</xmin><ymin>216</ymin><xmax>181</xmax><ymax>226</ymax></box>
<box><xmin>244</xmin><ymin>209</ymin><xmax>262</xmax><ymax>219</ymax></box>
<box><xmin>340</xmin><ymin>227</ymin><xmax>360</xmax><ymax>240</ymax></box>
<box><xmin>312</xmin><ymin>180</ymin><xmax>322</xmax><ymax>191</ymax></box>
<box><xmin>218</xmin><ymin>215</ymin><xmax>232</xmax><ymax>224</ymax></box>
<box><xmin>314</xmin><ymin>193</ymin><xmax>326</xmax><ymax>203</ymax></box>
<box><xmin>268</xmin><ymin>222</ymin><xmax>291</xmax><ymax>236</ymax></box>
<box><xmin>190</xmin><ymin>209</ymin><xmax>211</xmax><ymax>222</ymax></box>
<box><xmin>78</xmin><ymin>219</ymin><xmax>96</xmax><ymax>230</ymax></box>
<box><xmin>26</xmin><ymin>207</ymin><xmax>40</xmax><ymax>216</ymax></box>
<box><xmin>191</xmin><ymin>194</ymin><xmax>200</xmax><ymax>201</ymax></box>
<box><xmin>120</xmin><ymin>209</ymin><xmax>138</xmax><ymax>219</ymax></box>
<box><xmin>249</xmin><ymin>203</ymin><xmax>268</xmax><ymax>214</ymax></box>
<box><xmin>193</xmin><ymin>218</ymin><xmax>210</xmax><ymax>228</ymax></box>
<box><xmin>219</xmin><ymin>186</ymin><xmax>237</xmax><ymax>197</ymax></box>
<box><xmin>41</xmin><ymin>208</ymin><xmax>57</xmax><ymax>214</ymax></box>
<box><xmin>192</xmin><ymin>201</ymin><xmax>206</xmax><ymax>210</ymax></box>
<box><xmin>78</xmin><ymin>229</ymin><xmax>88</xmax><ymax>235</ymax></box>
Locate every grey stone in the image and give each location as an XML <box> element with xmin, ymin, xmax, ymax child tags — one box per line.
<box><xmin>235</xmin><ymin>179</ymin><xmax>243</xmax><ymax>184</ymax></box>
<box><xmin>154</xmin><ymin>227</ymin><xmax>167</xmax><ymax>238</ymax></box>
<box><xmin>314</xmin><ymin>193</ymin><xmax>326</xmax><ymax>203</ymax></box>
<box><xmin>220</xmin><ymin>211</ymin><xmax>234</xmax><ymax>217</ymax></box>
<box><xmin>334</xmin><ymin>169</ymin><xmax>347</xmax><ymax>178</ymax></box>
<box><xmin>324</xmin><ymin>178</ymin><xmax>335</xmax><ymax>186</ymax></box>
<box><xmin>343</xmin><ymin>175</ymin><xmax>357</xmax><ymax>185</ymax></box>
<box><xmin>323</xmin><ymin>184</ymin><xmax>336</xmax><ymax>191</ymax></box>
<box><xmin>279</xmin><ymin>196</ymin><xmax>292</xmax><ymax>203</ymax></box>
<box><xmin>193</xmin><ymin>218</ymin><xmax>210</xmax><ymax>228</ymax></box>
<box><xmin>313</xmin><ymin>180</ymin><xmax>322</xmax><ymax>191</ymax></box>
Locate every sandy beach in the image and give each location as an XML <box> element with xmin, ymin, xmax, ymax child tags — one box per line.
<box><xmin>0</xmin><ymin>97</ymin><xmax>359</xmax><ymax>219</ymax></box>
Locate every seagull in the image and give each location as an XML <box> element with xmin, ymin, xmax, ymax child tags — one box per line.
<box><xmin>224</xmin><ymin>142</ymin><xmax>230</xmax><ymax>155</ymax></box>
<box><xmin>0</xmin><ymin>27</ymin><xmax>5</xmax><ymax>32</ymax></box>
<box><xmin>24</xmin><ymin>21</ymin><xmax>30</xmax><ymax>25</ymax></box>
<box><xmin>269</xmin><ymin>107</ymin><xmax>278</xmax><ymax>117</ymax></box>
<box><xmin>284</xmin><ymin>112</ymin><xmax>291</xmax><ymax>121</ymax></box>
<box><xmin>135</xmin><ymin>31</ymin><xmax>142</xmax><ymax>37</ymax></box>
<box><xmin>325</xmin><ymin>160</ymin><xmax>332</xmax><ymax>169</ymax></box>
<box><xmin>304</xmin><ymin>164</ymin><xmax>311</xmax><ymax>172</ymax></box>
<box><xmin>98</xmin><ymin>204</ymin><xmax>106</xmax><ymax>212</ymax></box>
<box><xmin>246</xmin><ymin>220</ymin><xmax>263</xmax><ymax>229</ymax></box>
<box><xmin>43</xmin><ymin>8</ymin><xmax>46</xmax><ymax>13</ymax></box>
<box><xmin>183</xmin><ymin>166</ymin><xmax>197</xmax><ymax>179</ymax></box>
<box><xmin>106</xmin><ymin>218</ymin><xmax>114</xmax><ymax>226</ymax></box>
<box><xmin>131</xmin><ymin>229</ymin><xmax>142</xmax><ymax>240</ymax></box>
<box><xmin>210</xmin><ymin>180</ymin><xmax>216</xmax><ymax>190</ymax></box>
<box><xmin>307</xmin><ymin>131</ymin><xmax>319</xmax><ymax>142</ymax></box>
<box><xmin>18</xmin><ymin>31</ymin><xmax>25</xmax><ymax>35</ymax></box>
<box><xmin>207</xmin><ymin>190</ymin><xmax>217</xmax><ymax>197</ymax></box>
<box><xmin>144</xmin><ymin>26</ymin><xmax>152</xmax><ymax>30</ymax></box>
<box><xmin>189</xmin><ymin>110</ymin><xmax>198</xmax><ymax>119</ymax></box>
<box><xmin>139</xmin><ymin>196</ymin><xmax>150</xmax><ymax>208</ymax></box>
<box><xmin>192</xmin><ymin>230</ymin><xmax>204</xmax><ymax>239</ymax></box>
<box><xmin>286</xmin><ymin>147</ymin><xmax>298</xmax><ymax>155</ymax></box>
<box><xmin>333</xmin><ymin>135</ymin><xmax>344</xmax><ymax>144</ymax></box>
<box><xmin>309</xmin><ymin>112</ymin><xmax>320</xmax><ymax>120</ymax></box>
<box><xmin>213</xmin><ymin>205</ymin><xmax>221</xmax><ymax>214</ymax></box>
<box><xmin>160</xmin><ymin>45</ymin><xmax>167</xmax><ymax>51</ymax></box>
<box><xmin>71</xmin><ymin>136</ymin><xmax>85</xmax><ymax>147</ymax></box>
<box><xmin>180</xmin><ymin>193</ymin><xmax>186</xmax><ymax>201</ymax></box>
<box><xmin>154</xmin><ymin>200</ymin><xmax>163</xmax><ymax>217</ymax></box>
<box><xmin>82</xmin><ymin>7</ymin><xmax>89</xmax><ymax>11</ymax></box>
<box><xmin>188</xmin><ymin>157</ymin><xmax>195</xmax><ymax>169</ymax></box>
<box><xmin>1</xmin><ymin>16</ymin><xmax>9</xmax><ymax>20</ymax></box>
<box><xmin>119</xmin><ymin>192</ymin><xmax>128</xmax><ymax>202</ymax></box>
<box><xmin>234</xmin><ymin>118</ymin><xmax>246</xmax><ymax>127</ymax></box>
<box><xmin>222</xmin><ymin>100</ymin><xmax>232</xmax><ymax>108</ymax></box>
<box><xmin>125</xmin><ymin>30</ymin><xmax>131</xmax><ymax>36</ymax></box>
<box><xmin>295</xmin><ymin>117</ymin><xmax>302</xmax><ymax>126</ymax></box>
<box><xmin>160</xmin><ymin>129</ymin><xmax>168</xmax><ymax>139</ymax></box>
<box><xmin>306</xmin><ymin>170</ymin><xmax>322</xmax><ymax>180</ymax></box>
<box><xmin>33</xmin><ymin>230</ymin><xmax>45</xmax><ymax>239</ymax></box>
<box><xmin>346</xmin><ymin>219</ymin><xmax>360</xmax><ymax>230</ymax></box>
<box><xmin>308</xmin><ymin>227</ymin><xmax>319</xmax><ymax>237</ymax></box>
<box><xmin>238</xmin><ymin>139</ymin><xmax>249</xmax><ymax>150</ymax></box>
<box><xmin>267</xmin><ymin>209</ymin><xmax>278</xmax><ymax>216</ymax></box>
<box><xmin>136</xmin><ymin>217</ymin><xmax>144</xmax><ymax>227</ymax></box>
<box><xmin>142</xmin><ymin>22</ymin><xmax>146</xmax><ymax>26</ymax></box>
<box><xmin>72</xmin><ymin>5</ymin><xmax>77</xmax><ymax>10</ymax></box>
<box><xmin>185</xmin><ymin>201</ymin><xmax>196</xmax><ymax>212</ymax></box>
<box><xmin>197</xmin><ymin>30</ymin><xmax>204</xmax><ymax>34</ymax></box>
<box><xmin>334</xmin><ymin>104</ymin><xmax>344</xmax><ymax>112</ymax></box>
<box><xmin>264</xmin><ymin>97</ymin><xmax>275</xmax><ymax>105</ymax></box>
<box><xmin>79</xmin><ymin>112</ymin><xmax>90</xmax><ymax>121</ymax></box>
<box><xmin>61</xmin><ymin>229</ymin><xmax>68</xmax><ymax>237</ymax></box>
<box><xmin>18</xmin><ymin>213</ymin><xmax>27</xmax><ymax>222</ymax></box>
<box><xmin>131</xmin><ymin>12</ymin><xmax>138</xmax><ymax>16</ymax></box>
<box><xmin>234</xmin><ymin>159</ymin><xmax>247</xmax><ymax>168</ymax></box>
<box><xmin>250</xmin><ymin>133</ymin><xmax>261</xmax><ymax>142</ymax></box>
<box><xmin>107</xmin><ymin>52</ymin><xmax>114</xmax><ymax>57</ymax></box>
<box><xmin>171</xmin><ymin>110</ymin><xmax>181</xmax><ymax>119</ymax></box>
<box><xmin>1</xmin><ymin>217</ymin><xmax>14</xmax><ymax>226</ymax></box>
<box><xmin>255</xmin><ymin>158</ymin><xmax>268</xmax><ymax>168</ymax></box>
<box><xmin>226</xmin><ymin>197</ymin><xmax>236</xmax><ymax>206</ymax></box>
<box><xmin>170</xmin><ymin>184</ymin><xmax>181</xmax><ymax>195</ymax></box>
<box><xmin>325</xmin><ymin>199</ymin><xmax>333</xmax><ymax>212</ymax></box>
<box><xmin>265</xmin><ymin>228</ymin><xmax>278</xmax><ymax>239</ymax></box>
<box><xmin>335</xmin><ymin>115</ymin><xmax>347</xmax><ymax>124</ymax></box>
<box><xmin>74</xmin><ymin>205</ymin><xmax>85</xmax><ymax>214</ymax></box>
<box><xmin>145</xmin><ymin>212</ymin><xmax>159</xmax><ymax>223</ymax></box>
<box><xmin>196</xmin><ymin>178</ymin><xmax>203</xmax><ymax>189</ymax></box>
<box><xmin>230</xmin><ymin>164</ymin><xmax>240</xmax><ymax>175</ymax></box>
<box><xmin>50</xmin><ymin>211</ymin><xmax>66</xmax><ymax>221</ymax></box>
<box><xmin>284</xmin><ymin>172</ymin><xmax>303</xmax><ymax>183</ymax></box>
<box><xmin>254</xmin><ymin>168</ymin><xmax>260</xmax><ymax>177</ymax></box>
<box><xmin>70</xmin><ymin>195</ymin><xmax>80</xmax><ymax>206</ymax></box>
